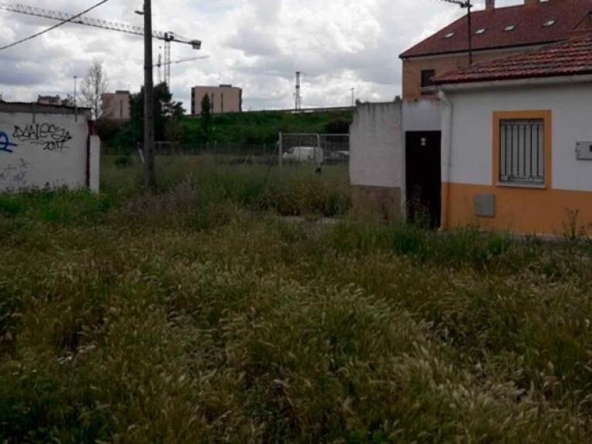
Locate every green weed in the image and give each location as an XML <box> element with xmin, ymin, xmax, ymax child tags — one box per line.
<box><xmin>0</xmin><ymin>157</ymin><xmax>591</xmax><ymax>442</ymax></box>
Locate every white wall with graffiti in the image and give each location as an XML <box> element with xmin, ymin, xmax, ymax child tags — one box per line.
<box><xmin>0</xmin><ymin>103</ymin><xmax>100</xmax><ymax>193</ymax></box>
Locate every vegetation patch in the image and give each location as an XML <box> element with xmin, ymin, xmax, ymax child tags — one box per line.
<box><xmin>0</xmin><ymin>157</ymin><xmax>591</xmax><ymax>442</ymax></box>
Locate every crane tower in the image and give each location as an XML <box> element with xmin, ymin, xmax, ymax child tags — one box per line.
<box><xmin>0</xmin><ymin>2</ymin><xmax>202</xmax><ymax>87</ymax></box>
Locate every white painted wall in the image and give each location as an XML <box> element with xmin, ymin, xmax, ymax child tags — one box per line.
<box><xmin>402</xmin><ymin>100</ymin><xmax>441</xmax><ymax>132</ymax></box>
<box><xmin>444</xmin><ymin>83</ymin><xmax>592</xmax><ymax>192</ymax></box>
<box><xmin>0</xmin><ymin>107</ymin><xmax>96</xmax><ymax>192</ymax></box>
<box><xmin>350</xmin><ymin>102</ymin><xmax>403</xmax><ymax>188</ymax></box>
<box><xmin>89</xmin><ymin>135</ymin><xmax>101</xmax><ymax>193</ymax></box>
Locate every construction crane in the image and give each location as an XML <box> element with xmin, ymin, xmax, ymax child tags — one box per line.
<box><xmin>0</xmin><ymin>2</ymin><xmax>202</xmax><ymax>87</ymax></box>
<box><xmin>155</xmin><ymin>54</ymin><xmax>210</xmax><ymax>85</ymax></box>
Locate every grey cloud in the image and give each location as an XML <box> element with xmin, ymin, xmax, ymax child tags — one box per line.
<box><xmin>253</xmin><ymin>0</ymin><xmax>283</xmax><ymax>25</ymax></box>
<box><xmin>226</xmin><ymin>27</ymin><xmax>282</xmax><ymax>57</ymax></box>
<box><xmin>0</xmin><ymin>0</ymin><xmax>526</xmax><ymax>110</ymax></box>
<box><xmin>0</xmin><ymin>62</ymin><xmax>50</xmax><ymax>86</ymax></box>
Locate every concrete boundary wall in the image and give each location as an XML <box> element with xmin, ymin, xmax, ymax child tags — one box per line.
<box><xmin>350</xmin><ymin>102</ymin><xmax>403</xmax><ymax>188</ymax></box>
<box><xmin>349</xmin><ymin>99</ymin><xmax>441</xmax><ymax>220</ymax></box>
<box><xmin>0</xmin><ymin>103</ymin><xmax>100</xmax><ymax>193</ymax></box>
<box><xmin>350</xmin><ymin>102</ymin><xmax>404</xmax><ymax>220</ymax></box>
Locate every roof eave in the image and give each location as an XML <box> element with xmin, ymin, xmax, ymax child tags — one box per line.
<box><xmin>399</xmin><ymin>41</ymin><xmax>560</xmax><ymax>60</ymax></box>
<box><xmin>436</xmin><ymin>73</ymin><xmax>592</xmax><ymax>91</ymax></box>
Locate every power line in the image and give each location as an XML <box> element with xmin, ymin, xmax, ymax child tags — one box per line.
<box><xmin>0</xmin><ymin>0</ymin><xmax>111</xmax><ymax>52</ymax></box>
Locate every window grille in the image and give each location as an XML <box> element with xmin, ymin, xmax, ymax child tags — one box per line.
<box><xmin>499</xmin><ymin>119</ymin><xmax>544</xmax><ymax>185</ymax></box>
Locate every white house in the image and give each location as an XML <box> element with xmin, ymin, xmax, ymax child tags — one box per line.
<box><xmin>434</xmin><ymin>35</ymin><xmax>592</xmax><ymax>235</ymax></box>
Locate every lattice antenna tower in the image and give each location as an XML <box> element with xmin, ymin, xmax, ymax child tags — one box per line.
<box><xmin>295</xmin><ymin>71</ymin><xmax>305</xmax><ymax>111</ymax></box>
<box><xmin>440</xmin><ymin>0</ymin><xmax>473</xmax><ymax>65</ymax></box>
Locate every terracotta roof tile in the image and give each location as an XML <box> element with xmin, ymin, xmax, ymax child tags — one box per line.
<box><xmin>400</xmin><ymin>0</ymin><xmax>592</xmax><ymax>58</ymax></box>
<box><xmin>433</xmin><ymin>34</ymin><xmax>592</xmax><ymax>84</ymax></box>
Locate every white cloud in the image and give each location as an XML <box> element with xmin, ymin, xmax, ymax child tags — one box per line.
<box><xmin>0</xmin><ymin>0</ymin><xmax>523</xmax><ymax>109</ymax></box>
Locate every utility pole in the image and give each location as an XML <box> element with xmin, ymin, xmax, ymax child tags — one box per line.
<box><xmin>351</xmin><ymin>87</ymin><xmax>355</xmax><ymax>108</ymax></box>
<box><xmin>143</xmin><ymin>0</ymin><xmax>156</xmax><ymax>191</ymax></box>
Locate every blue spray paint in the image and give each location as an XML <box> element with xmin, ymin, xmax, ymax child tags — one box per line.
<box><xmin>0</xmin><ymin>131</ymin><xmax>17</xmax><ymax>153</ymax></box>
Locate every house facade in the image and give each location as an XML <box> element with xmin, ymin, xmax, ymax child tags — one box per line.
<box><xmin>400</xmin><ymin>0</ymin><xmax>592</xmax><ymax>100</ymax></box>
<box><xmin>435</xmin><ymin>36</ymin><xmax>592</xmax><ymax>235</ymax></box>
<box><xmin>351</xmin><ymin>0</ymin><xmax>592</xmax><ymax>231</ymax></box>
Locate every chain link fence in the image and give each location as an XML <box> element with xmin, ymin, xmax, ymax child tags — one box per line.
<box><xmin>278</xmin><ymin>133</ymin><xmax>350</xmax><ymax>168</ymax></box>
<box><xmin>104</xmin><ymin>133</ymin><xmax>349</xmax><ymax>172</ymax></box>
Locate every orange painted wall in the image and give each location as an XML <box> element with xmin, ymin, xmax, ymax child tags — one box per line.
<box><xmin>442</xmin><ymin>109</ymin><xmax>592</xmax><ymax>236</ymax></box>
<box><xmin>402</xmin><ymin>48</ymin><xmax>530</xmax><ymax>100</ymax></box>
<box><xmin>442</xmin><ymin>183</ymin><xmax>592</xmax><ymax>236</ymax></box>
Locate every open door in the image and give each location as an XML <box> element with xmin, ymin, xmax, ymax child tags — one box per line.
<box><xmin>406</xmin><ymin>131</ymin><xmax>442</xmax><ymax>229</ymax></box>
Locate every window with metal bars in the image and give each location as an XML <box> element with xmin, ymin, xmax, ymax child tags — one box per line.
<box><xmin>499</xmin><ymin>119</ymin><xmax>544</xmax><ymax>185</ymax></box>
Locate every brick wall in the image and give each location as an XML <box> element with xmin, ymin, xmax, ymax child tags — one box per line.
<box><xmin>402</xmin><ymin>48</ymin><xmax>531</xmax><ymax>100</ymax></box>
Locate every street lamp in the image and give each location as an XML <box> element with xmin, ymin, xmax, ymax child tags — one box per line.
<box><xmin>73</xmin><ymin>75</ymin><xmax>78</xmax><ymax>120</ymax></box>
<box><xmin>73</xmin><ymin>76</ymin><xmax>78</xmax><ymax>108</ymax></box>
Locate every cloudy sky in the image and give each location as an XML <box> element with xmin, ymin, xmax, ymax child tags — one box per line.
<box><xmin>0</xmin><ymin>0</ymin><xmax>522</xmax><ymax>111</ymax></box>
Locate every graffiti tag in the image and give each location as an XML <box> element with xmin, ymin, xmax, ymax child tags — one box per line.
<box><xmin>12</xmin><ymin>123</ymin><xmax>72</xmax><ymax>152</ymax></box>
<box><xmin>0</xmin><ymin>158</ymin><xmax>28</xmax><ymax>188</ymax></box>
<box><xmin>0</xmin><ymin>131</ymin><xmax>18</xmax><ymax>153</ymax></box>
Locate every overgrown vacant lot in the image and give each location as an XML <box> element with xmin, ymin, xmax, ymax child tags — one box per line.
<box><xmin>1</xmin><ymin>157</ymin><xmax>592</xmax><ymax>442</ymax></box>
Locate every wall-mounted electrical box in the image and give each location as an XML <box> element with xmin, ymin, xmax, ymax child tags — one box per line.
<box><xmin>474</xmin><ymin>194</ymin><xmax>496</xmax><ymax>218</ymax></box>
<box><xmin>576</xmin><ymin>142</ymin><xmax>592</xmax><ymax>160</ymax></box>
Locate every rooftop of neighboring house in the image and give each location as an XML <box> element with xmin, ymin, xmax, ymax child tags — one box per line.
<box><xmin>192</xmin><ymin>85</ymin><xmax>242</xmax><ymax>90</ymax></box>
<box><xmin>400</xmin><ymin>0</ymin><xmax>592</xmax><ymax>59</ymax></box>
<box><xmin>37</xmin><ymin>95</ymin><xmax>61</xmax><ymax>102</ymax></box>
<box><xmin>0</xmin><ymin>101</ymin><xmax>90</xmax><ymax>115</ymax></box>
<box><xmin>433</xmin><ymin>34</ymin><xmax>592</xmax><ymax>84</ymax></box>
<box><xmin>102</xmin><ymin>91</ymin><xmax>131</xmax><ymax>97</ymax></box>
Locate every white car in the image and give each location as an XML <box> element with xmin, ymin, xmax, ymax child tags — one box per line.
<box><xmin>282</xmin><ymin>146</ymin><xmax>324</xmax><ymax>164</ymax></box>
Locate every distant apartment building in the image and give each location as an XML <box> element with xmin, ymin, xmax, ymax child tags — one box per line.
<box><xmin>191</xmin><ymin>85</ymin><xmax>242</xmax><ymax>115</ymax></box>
<box><xmin>102</xmin><ymin>90</ymin><xmax>131</xmax><ymax>120</ymax></box>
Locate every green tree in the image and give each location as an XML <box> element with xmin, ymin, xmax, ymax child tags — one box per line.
<box><xmin>200</xmin><ymin>94</ymin><xmax>212</xmax><ymax>139</ymax></box>
<box><xmin>129</xmin><ymin>82</ymin><xmax>185</xmax><ymax>143</ymax></box>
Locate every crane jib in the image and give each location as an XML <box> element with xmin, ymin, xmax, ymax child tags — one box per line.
<box><xmin>0</xmin><ymin>2</ymin><xmax>200</xmax><ymax>44</ymax></box>
<box><xmin>0</xmin><ymin>1</ymin><xmax>202</xmax><ymax>86</ymax></box>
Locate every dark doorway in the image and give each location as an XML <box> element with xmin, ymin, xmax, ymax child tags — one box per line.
<box><xmin>406</xmin><ymin>131</ymin><xmax>442</xmax><ymax>229</ymax></box>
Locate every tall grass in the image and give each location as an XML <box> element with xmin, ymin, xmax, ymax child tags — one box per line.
<box><xmin>101</xmin><ymin>155</ymin><xmax>351</xmax><ymax>218</ymax></box>
<box><xmin>0</xmin><ymin>157</ymin><xmax>591</xmax><ymax>442</ymax></box>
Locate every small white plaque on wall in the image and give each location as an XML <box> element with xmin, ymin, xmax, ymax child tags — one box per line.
<box><xmin>576</xmin><ymin>142</ymin><xmax>592</xmax><ymax>160</ymax></box>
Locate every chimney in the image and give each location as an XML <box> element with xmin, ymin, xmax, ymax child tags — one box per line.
<box><xmin>485</xmin><ymin>0</ymin><xmax>495</xmax><ymax>11</ymax></box>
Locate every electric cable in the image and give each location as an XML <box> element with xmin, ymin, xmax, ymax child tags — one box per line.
<box><xmin>0</xmin><ymin>0</ymin><xmax>111</xmax><ymax>51</ymax></box>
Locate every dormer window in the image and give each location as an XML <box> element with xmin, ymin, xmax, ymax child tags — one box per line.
<box><xmin>475</xmin><ymin>28</ymin><xmax>486</xmax><ymax>35</ymax></box>
<box><xmin>543</xmin><ymin>19</ymin><xmax>557</xmax><ymax>27</ymax></box>
<box><xmin>444</xmin><ymin>32</ymin><xmax>455</xmax><ymax>39</ymax></box>
<box><xmin>504</xmin><ymin>24</ymin><xmax>516</xmax><ymax>32</ymax></box>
